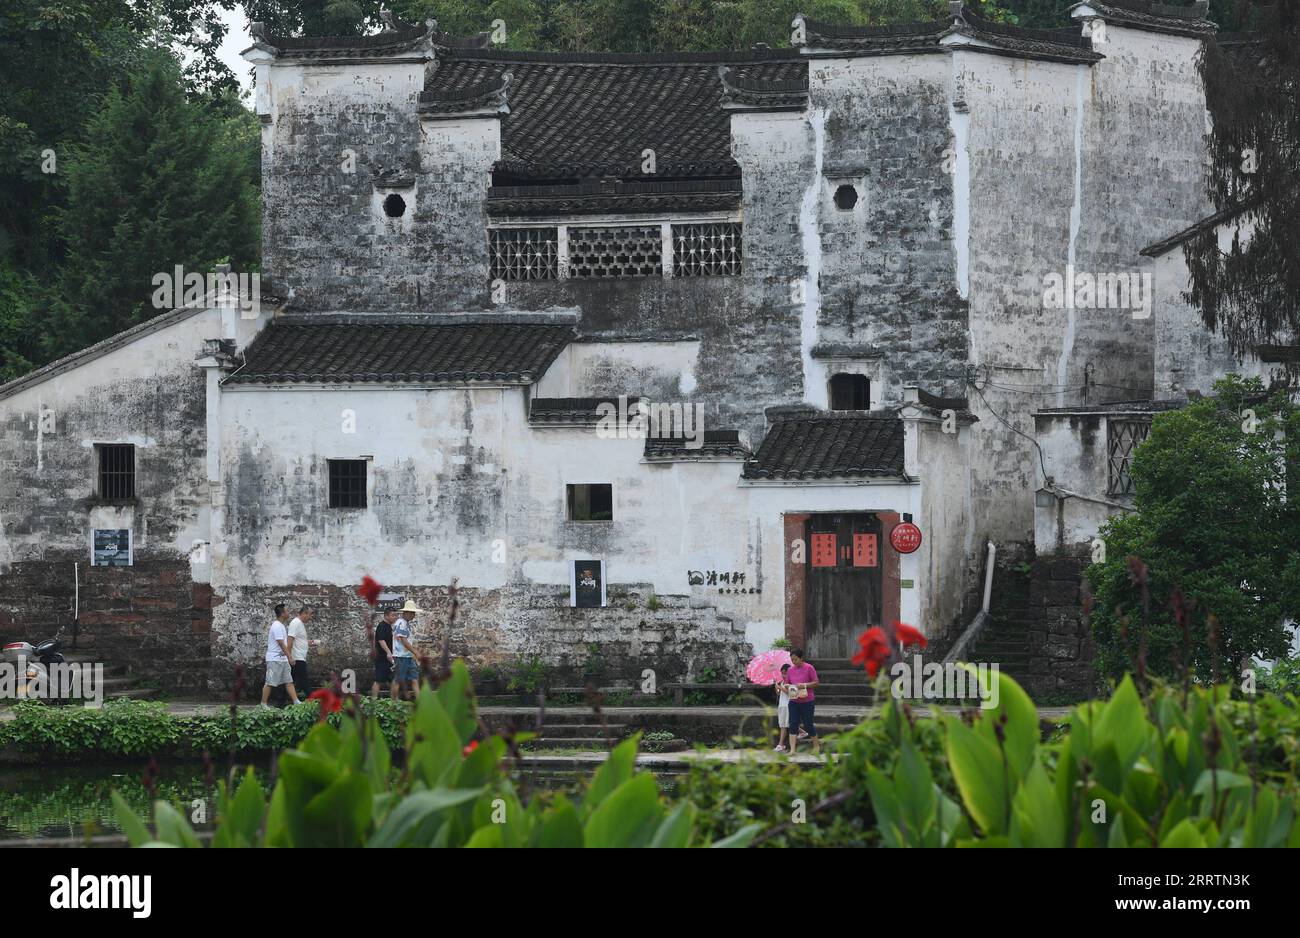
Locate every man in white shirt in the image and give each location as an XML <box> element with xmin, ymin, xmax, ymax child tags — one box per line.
<box><xmin>261</xmin><ymin>603</ymin><xmax>302</xmax><ymax>707</ymax></box>
<box><xmin>286</xmin><ymin>605</ymin><xmax>315</xmax><ymax>695</ymax></box>
<box><xmin>390</xmin><ymin>600</ymin><xmax>423</xmax><ymax>701</ymax></box>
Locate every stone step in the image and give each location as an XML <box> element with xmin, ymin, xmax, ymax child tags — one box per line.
<box><xmin>814</xmin><ymin>670</ymin><xmax>871</xmax><ymax>682</ymax></box>
<box><xmin>523</xmin><ymin>737</ymin><xmax>612</xmax><ymax>749</ymax></box>
<box><xmin>103</xmin><ymin>686</ymin><xmax>160</xmax><ymax>701</ymax></box>
<box><xmin>531</xmin><ymin>723</ymin><xmax>629</xmax><ymax>738</ymax></box>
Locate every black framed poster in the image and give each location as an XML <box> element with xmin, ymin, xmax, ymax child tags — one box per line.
<box><xmin>570</xmin><ymin>560</ymin><xmax>606</xmax><ymax>608</ymax></box>
<box><xmin>92</xmin><ymin>529</ymin><xmax>132</xmax><ymax>567</ymax></box>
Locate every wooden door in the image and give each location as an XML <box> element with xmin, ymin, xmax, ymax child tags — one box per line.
<box><xmin>804</xmin><ymin>513</ymin><xmax>883</xmax><ymax>658</ymax></box>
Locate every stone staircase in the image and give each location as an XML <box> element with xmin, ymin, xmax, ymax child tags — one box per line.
<box><xmin>962</xmin><ymin>561</ymin><xmax>1041</xmax><ymax>692</ymax></box>
<box><xmin>48</xmin><ymin>653</ymin><xmax>159</xmax><ymax>702</ymax></box>
<box><xmin>480</xmin><ymin>710</ymin><xmax>630</xmax><ymax>749</ymax></box>
<box><xmin>801</xmin><ymin>658</ymin><xmax>874</xmax><ymax>704</ymax></box>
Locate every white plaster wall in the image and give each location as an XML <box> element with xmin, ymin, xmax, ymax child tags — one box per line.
<box><xmin>536</xmin><ymin>341</ymin><xmax>702</xmax><ymax>400</ymax></box>
<box><xmin>216</xmin><ymin>383</ymin><xmax>945</xmax><ymax>643</ymax></box>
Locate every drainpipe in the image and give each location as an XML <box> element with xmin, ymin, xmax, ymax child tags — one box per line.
<box><xmin>982</xmin><ymin>540</ymin><xmax>996</xmax><ymax>614</ymax></box>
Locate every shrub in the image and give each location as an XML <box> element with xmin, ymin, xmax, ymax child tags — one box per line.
<box><xmin>112</xmin><ymin>661</ymin><xmax>762</xmax><ymax>848</ymax></box>
<box><xmin>1086</xmin><ymin>376</ymin><xmax>1300</xmax><ymax>684</ymax></box>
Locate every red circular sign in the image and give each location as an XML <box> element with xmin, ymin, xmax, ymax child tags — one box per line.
<box><xmin>890</xmin><ymin>522</ymin><xmax>922</xmax><ymax>554</ymax></box>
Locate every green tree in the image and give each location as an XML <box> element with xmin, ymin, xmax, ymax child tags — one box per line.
<box><xmin>1085</xmin><ymin>375</ymin><xmax>1300</xmax><ymax>685</ymax></box>
<box><xmin>53</xmin><ymin>53</ymin><xmax>259</xmax><ymax>356</ymax></box>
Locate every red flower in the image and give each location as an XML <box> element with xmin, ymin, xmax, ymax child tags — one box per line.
<box><xmin>462</xmin><ymin>740</ymin><xmax>479</xmax><ymax>757</ymax></box>
<box><xmin>852</xmin><ymin>626</ymin><xmax>891</xmax><ymax>677</ymax></box>
<box><xmin>894</xmin><ymin>622</ymin><xmax>927</xmax><ymax>650</ymax></box>
<box><xmin>356</xmin><ymin>575</ymin><xmax>383</xmax><ymax>606</ymax></box>
<box><xmin>308</xmin><ymin>688</ymin><xmax>342</xmax><ymax>717</ymax></box>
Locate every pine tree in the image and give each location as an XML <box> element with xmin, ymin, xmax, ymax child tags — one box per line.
<box><xmin>54</xmin><ymin>52</ymin><xmax>259</xmax><ymax>356</ymax></box>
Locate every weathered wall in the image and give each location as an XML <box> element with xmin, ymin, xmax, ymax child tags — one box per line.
<box><xmin>260</xmin><ymin>61</ymin><xmax>499</xmax><ymax>311</ymax></box>
<box><xmin>0</xmin><ymin>310</ymin><xmax>224</xmax><ymax>690</ymax></box>
<box><xmin>1032</xmin><ymin>411</ymin><xmax>1122</xmax><ymax>552</ymax></box>
<box><xmin>1148</xmin><ymin>218</ymin><xmax>1286</xmax><ymax>398</ymax></box>
<box><xmin>963</xmin><ymin>26</ymin><xmax>1212</xmax><ymax>550</ymax></box>
<box><xmin>807</xmin><ymin>55</ymin><xmax>968</xmax><ymax>406</ymax></box>
<box><xmin>210</xmin><ymin>379</ymin><xmax>947</xmax><ymax>685</ymax></box>
<box><xmin>914</xmin><ymin>415</ymin><xmax>976</xmax><ymax>642</ymax></box>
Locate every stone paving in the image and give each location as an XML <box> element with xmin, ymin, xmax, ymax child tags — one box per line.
<box><xmin>0</xmin><ymin>700</ymin><xmax>1073</xmax><ymax>722</ymax></box>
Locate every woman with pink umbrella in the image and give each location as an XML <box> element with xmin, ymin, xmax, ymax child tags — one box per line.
<box><xmin>746</xmin><ymin>648</ymin><xmax>793</xmax><ymax>751</ymax></box>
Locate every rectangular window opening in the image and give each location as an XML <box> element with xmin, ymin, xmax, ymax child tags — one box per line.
<box><xmin>829</xmin><ymin>374</ymin><xmax>870</xmax><ymax>411</ymax></box>
<box><xmin>97</xmin><ymin>444</ymin><xmax>136</xmax><ymax>500</ymax></box>
<box><xmin>567</xmin><ymin>483</ymin><xmax>613</xmax><ymax>522</ymax></box>
<box><xmin>328</xmin><ymin>459</ymin><xmax>368</xmax><ymax>509</ymax></box>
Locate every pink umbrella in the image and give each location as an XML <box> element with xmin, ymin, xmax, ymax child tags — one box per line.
<box><xmin>746</xmin><ymin>649</ymin><xmax>792</xmax><ymax>685</ymax></box>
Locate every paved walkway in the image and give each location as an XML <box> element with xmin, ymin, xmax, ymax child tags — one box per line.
<box><xmin>0</xmin><ymin>701</ymin><xmax>1073</xmax><ymax>721</ymax></box>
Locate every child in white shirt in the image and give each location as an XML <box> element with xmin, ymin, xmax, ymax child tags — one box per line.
<box><xmin>774</xmin><ymin>663</ymin><xmax>791</xmax><ymax>752</ymax></box>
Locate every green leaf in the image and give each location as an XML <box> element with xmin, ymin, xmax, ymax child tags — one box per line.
<box><xmin>111</xmin><ymin>791</ymin><xmax>151</xmax><ymax>848</ymax></box>
<box><xmin>1160</xmin><ymin>817</ymin><xmax>1207</xmax><ymax>848</ymax></box>
<box><xmin>213</xmin><ymin>767</ymin><xmax>266</xmax><ymax>848</ymax></box>
<box><xmin>464</xmin><ymin>824</ymin><xmax>504</xmax><ymax>848</ymax></box>
<box><xmin>537</xmin><ymin>796</ymin><xmax>584</xmax><ymax>849</ymax></box>
<box><xmin>406</xmin><ymin>691</ymin><xmax>461</xmax><ymax>789</ymax></box>
<box><xmin>368</xmin><ymin>788</ymin><xmax>482</xmax><ymax>848</ymax></box>
<box><xmin>962</xmin><ymin>664</ymin><xmax>1039</xmax><ymax>776</ymax></box>
<box><xmin>944</xmin><ymin>716</ymin><xmax>1009</xmax><ymax>836</ymax></box>
<box><xmin>650</xmin><ymin>802</ymin><xmax>696</xmax><ymax>848</ymax></box>
<box><xmin>1192</xmin><ymin>769</ymin><xmax>1251</xmax><ymax>799</ymax></box>
<box><xmin>710</xmin><ymin>823</ymin><xmax>763</xmax><ymax>848</ymax></box>
<box><xmin>583</xmin><ymin>774</ymin><xmax>664</xmax><ymax>848</ymax></box>
<box><xmin>435</xmin><ymin>660</ymin><xmax>478</xmax><ymax>743</ymax></box>
<box><xmin>152</xmin><ymin>801</ymin><xmax>201</xmax><ymax>848</ymax></box>
<box><xmin>301</xmin><ymin>769</ymin><xmax>373</xmax><ymax>847</ymax></box>
<box><xmin>583</xmin><ymin>735</ymin><xmax>639</xmax><ymax>818</ymax></box>
<box><xmin>1010</xmin><ymin>759</ymin><xmax>1065</xmax><ymax>848</ymax></box>
<box><xmin>1094</xmin><ymin>676</ymin><xmax>1149</xmax><ymax>772</ymax></box>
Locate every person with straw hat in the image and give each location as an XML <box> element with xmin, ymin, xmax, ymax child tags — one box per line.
<box><xmin>391</xmin><ymin>599</ymin><xmax>424</xmax><ymax>701</ymax></box>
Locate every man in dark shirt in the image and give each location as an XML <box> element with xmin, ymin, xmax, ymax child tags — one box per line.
<box><xmin>371</xmin><ymin>609</ymin><xmax>396</xmax><ymax>697</ymax></box>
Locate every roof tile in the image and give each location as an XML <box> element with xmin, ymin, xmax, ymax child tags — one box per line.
<box><xmin>225</xmin><ymin>321</ymin><xmax>574</xmax><ymax>385</ymax></box>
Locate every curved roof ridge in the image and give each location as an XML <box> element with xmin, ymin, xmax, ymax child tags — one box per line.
<box><xmin>435</xmin><ymin>47</ymin><xmax>804</xmax><ymax>65</ymax></box>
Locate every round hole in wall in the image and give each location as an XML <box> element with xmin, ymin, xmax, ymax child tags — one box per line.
<box><xmin>383</xmin><ymin>193</ymin><xmax>407</xmax><ymax>218</ymax></box>
<box><xmin>833</xmin><ymin>184</ymin><xmax>859</xmax><ymax>211</ymax></box>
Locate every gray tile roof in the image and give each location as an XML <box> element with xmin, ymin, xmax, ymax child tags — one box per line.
<box><xmin>422</xmin><ymin>49</ymin><xmax>805</xmax><ymax>180</ymax></box>
<box><xmin>224</xmin><ymin>321</ymin><xmax>574</xmax><ymax>385</ymax></box>
<box><xmin>743</xmin><ymin>412</ymin><xmax>906</xmax><ymax>480</ymax></box>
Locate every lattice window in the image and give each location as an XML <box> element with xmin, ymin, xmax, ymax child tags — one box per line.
<box><xmin>568</xmin><ymin>226</ymin><xmax>661</xmax><ymax>278</ymax></box>
<box><xmin>673</xmin><ymin>222</ymin><xmax>742</xmax><ymax>276</ymax></box>
<box><xmin>489</xmin><ymin>228</ymin><xmax>558</xmax><ymax>281</ymax></box>
<box><xmin>1107</xmin><ymin>419</ymin><xmax>1150</xmax><ymax>497</ymax></box>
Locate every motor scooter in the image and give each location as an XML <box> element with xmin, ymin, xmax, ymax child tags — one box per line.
<box><xmin>3</xmin><ymin>629</ymin><xmax>68</xmax><ymax>701</ymax></box>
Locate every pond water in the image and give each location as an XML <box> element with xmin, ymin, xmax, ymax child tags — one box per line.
<box><xmin>0</xmin><ymin>760</ymin><xmax>683</xmax><ymax>842</ymax></box>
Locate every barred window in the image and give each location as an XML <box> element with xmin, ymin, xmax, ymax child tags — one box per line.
<box><xmin>673</xmin><ymin>222</ymin><xmax>742</xmax><ymax>277</ymax></box>
<box><xmin>328</xmin><ymin>459</ymin><xmax>368</xmax><ymax>509</ymax></box>
<box><xmin>97</xmin><ymin>444</ymin><xmax>135</xmax><ymax>500</ymax></box>
<box><xmin>1107</xmin><ymin>420</ymin><xmax>1150</xmax><ymax>497</ymax></box>
<box><xmin>568</xmin><ymin>226</ymin><xmax>661</xmax><ymax>278</ymax></box>
<box><xmin>489</xmin><ymin>228</ymin><xmax>558</xmax><ymax>281</ymax></box>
